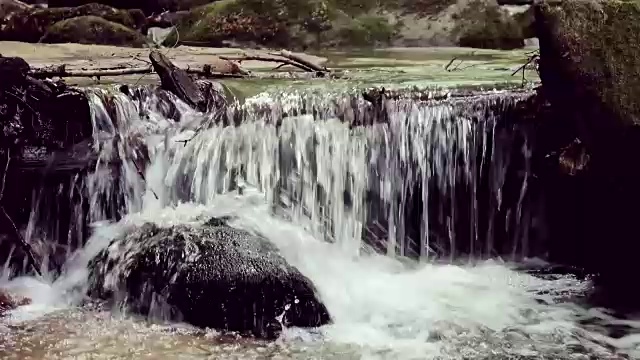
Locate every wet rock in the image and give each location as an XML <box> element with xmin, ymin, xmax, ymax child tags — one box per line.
<box><xmin>87</xmin><ymin>221</ymin><xmax>332</xmax><ymax>339</ymax></box>
<box><xmin>535</xmin><ymin>0</ymin><xmax>640</xmax><ymax>147</ymax></box>
<box><xmin>40</xmin><ymin>15</ymin><xmax>148</xmax><ymax>47</ymax></box>
<box><xmin>452</xmin><ymin>0</ymin><xmax>525</xmax><ymax>50</ymax></box>
<box><xmin>0</xmin><ymin>290</ymin><xmax>31</xmax><ymax>316</ymax></box>
<box><xmin>534</xmin><ymin>0</ymin><xmax>640</xmax><ymax>304</ymax></box>
<box><xmin>0</xmin><ymin>3</ymin><xmax>144</xmax><ymax>43</ymax></box>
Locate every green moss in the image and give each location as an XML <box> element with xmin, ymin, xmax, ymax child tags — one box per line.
<box><xmin>0</xmin><ymin>3</ymin><xmax>141</xmax><ymax>43</ymax></box>
<box><xmin>452</xmin><ymin>0</ymin><xmax>524</xmax><ymax>50</ymax></box>
<box><xmin>538</xmin><ymin>0</ymin><xmax>640</xmax><ymax>127</ymax></box>
<box><xmin>40</xmin><ymin>15</ymin><xmax>147</xmax><ymax>47</ymax></box>
<box><xmin>176</xmin><ymin>0</ymin><xmax>333</xmax><ymax>47</ymax></box>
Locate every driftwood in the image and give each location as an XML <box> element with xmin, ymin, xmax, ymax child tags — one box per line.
<box><xmin>27</xmin><ymin>49</ymin><xmax>332</xmax><ymax>81</ymax></box>
<box><xmin>0</xmin><ymin>150</ymin><xmax>42</xmax><ymax>277</ymax></box>
<box><xmin>271</xmin><ymin>50</ymin><xmax>328</xmax><ymax>73</ymax></box>
<box><xmin>220</xmin><ymin>51</ymin><xmax>328</xmax><ymax>74</ymax></box>
<box><xmin>29</xmin><ymin>64</ymin><xmax>246</xmax><ymax>80</ymax></box>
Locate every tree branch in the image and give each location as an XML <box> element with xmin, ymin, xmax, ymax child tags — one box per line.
<box><xmin>0</xmin><ymin>150</ymin><xmax>42</xmax><ymax>277</ymax></box>
<box><xmin>220</xmin><ymin>53</ymin><xmax>317</xmax><ymax>73</ymax></box>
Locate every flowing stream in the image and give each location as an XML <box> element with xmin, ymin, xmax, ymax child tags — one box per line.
<box><xmin>1</xmin><ymin>85</ymin><xmax>639</xmax><ymax>359</ymax></box>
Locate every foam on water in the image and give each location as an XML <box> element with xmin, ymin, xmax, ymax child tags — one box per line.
<box><xmin>1</xmin><ymin>86</ymin><xmax>640</xmax><ymax>359</ymax></box>
<box><xmin>2</xmin><ymin>188</ymin><xmax>637</xmax><ymax>359</ymax></box>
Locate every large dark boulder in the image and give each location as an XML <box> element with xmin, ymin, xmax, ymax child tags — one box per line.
<box><xmin>87</xmin><ymin>220</ymin><xmax>331</xmax><ymax>339</ymax></box>
<box><xmin>0</xmin><ymin>3</ymin><xmax>145</xmax><ymax>43</ymax></box>
<box><xmin>534</xmin><ymin>0</ymin><xmax>640</xmax><ymax>309</ymax></box>
<box><xmin>535</xmin><ymin>0</ymin><xmax>640</xmax><ymax>148</ymax></box>
<box><xmin>40</xmin><ymin>15</ymin><xmax>148</xmax><ymax>47</ymax></box>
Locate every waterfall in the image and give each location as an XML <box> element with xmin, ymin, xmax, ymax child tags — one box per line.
<box><xmin>47</xmin><ymin>85</ymin><xmax>538</xmax><ymax>264</ymax></box>
<box><xmin>5</xmin><ymin>84</ymin><xmax>640</xmax><ymax>360</ymax></box>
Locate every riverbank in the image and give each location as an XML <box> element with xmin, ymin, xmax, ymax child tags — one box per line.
<box><xmin>0</xmin><ymin>41</ymin><xmax>538</xmax><ymax>92</ymax></box>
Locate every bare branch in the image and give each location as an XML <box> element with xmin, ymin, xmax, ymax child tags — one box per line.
<box><xmin>0</xmin><ymin>149</ymin><xmax>9</xmax><ymax>203</ymax></box>
<box><xmin>221</xmin><ymin>53</ymin><xmax>317</xmax><ymax>73</ymax></box>
<box><xmin>0</xmin><ymin>207</ymin><xmax>42</xmax><ymax>277</ymax></box>
<box><xmin>0</xmin><ymin>151</ymin><xmax>42</xmax><ymax>276</ymax></box>
<box><xmin>272</xmin><ymin>50</ymin><xmax>328</xmax><ymax>73</ymax></box>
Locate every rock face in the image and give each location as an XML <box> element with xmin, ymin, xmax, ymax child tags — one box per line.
<box><xmin>535</xmin><ymin>0</ymin><xmax>640</xmax><ymax>147</ymax></box>
<box><xmin>40</xmin><ymin>15</ymin><xmax>148</xmax><ymax>47</ymax></box>
<box><xmin>0</xmin><ymin>3</ymin><xmax>145</xmax><ymax>43</ymax></box>
<box><xmin>87</xmin><ymin>221</ymin><xmax>331</xmax><ymax>339</ymax></box>
<box><xmin>534</xmin><ymin>0</ymin><xmax>640</xmax><ymax>307</ymax></box>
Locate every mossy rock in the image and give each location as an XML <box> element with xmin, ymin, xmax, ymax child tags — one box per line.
<box><xmin>0</xmin><ymin>3</ymin><xmax>144</xmax><ymax>43</ymax></box>
<box><xmin>40</xmin><ymin>15</ymin><xmax>147</xmax><ymax>47</ymax></box>
<box><xmin>175</xmin><ymin>0</ymin><xmax>334</xmax><ymax>48</ymax></box>
<box><xmin>47</xmin><ymin>0</ymin><xmax>214</xmax><ymax>15</ymax></box>
<box><xmin>536</xmin><ymin>0</ymin><xmax>640</xmax><ymax>134</ymax></box>
<box><xmin>452</xmin><ymin>0</ymin><xmax>525</xmax><ymax>50</ymax></box>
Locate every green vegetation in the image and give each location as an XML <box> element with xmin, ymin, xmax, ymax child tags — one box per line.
<box><xmin>173</xmin><ymin>0</ymin><xmax>528</xmax><ymax>49</ymax></box>
<box><xmin>538</xmin><ymin>0</ymin><xmax>640</xmax><ymax>127</ymax></box>
<box><xmin>452</xmin><ymin>0</ymin><xmax>525</xmax><ymax>50</ymax></box>
<box><xmin>0</xmin><ymin>3</ymin><xmax>143</xmax><ymax>43</ymax></box>
<box><xmin>175</xmin><ymin>0</ymin><xmax>404</xmax><ymax>48</ymax></box>
<box><xmin>40</xmin><ymin>15</ymin><xmax>147</xmax><ymax>47</ymax></box>
<box><xmin>175</xmin><ymin>0</ymin><xmax>334</xmax><ymax>47</ymax></box>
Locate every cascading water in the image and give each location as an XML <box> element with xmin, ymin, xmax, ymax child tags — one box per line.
<box><xmin>1</xmin><ymin>84</ymin><xmax>639</xmax><ymax>359</ymax></box>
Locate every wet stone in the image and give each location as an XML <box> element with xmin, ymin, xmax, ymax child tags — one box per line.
<box><xmin>87</xmin><ymin>221</ymin><xmax>331</xmax><ymax>339</ymax></box>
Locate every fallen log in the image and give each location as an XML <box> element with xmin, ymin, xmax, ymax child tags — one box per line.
<box><xmin>27</xmin><ymin>65</ymin><xmax>338</xmax><ymax>80</ymax></box>
<box><xmin>270</xmin><ymin>50</ymin><xmax>328</xmax><ymax>74</ymax></box>
<box><xmin>150</xmin><ymin>50</ymin><xmax>209</xmax><ymax>112</ymax></box>
<box><xmin>28</xmin><ymin>64</ymin><xmax>246</xmax><ymax>80</ymax></box>
<box><xmin>220</xmin><ymin>53</ymin><xmax>318</xmax><ymax>73</ymax></box>
<box><xmin>0</xmin><ymin>151</ymin><xmax>42</xmax><ymax>277</ymax></box>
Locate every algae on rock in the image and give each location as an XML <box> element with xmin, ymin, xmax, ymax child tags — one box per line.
<box><xmin>536</xmin><ymin>0</ymin><xmax>640</xmax><ymax>134</ymax></box>
<box><xmin>0</xmin><ymin>3</ymin><xmax>144</xmax><ymax>43</ymax></box>
<box><xmin>40</xmin><ymin>15</ymin><xmax>147</xmax><ymax>47</ymax></box>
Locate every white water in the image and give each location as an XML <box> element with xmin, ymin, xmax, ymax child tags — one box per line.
<box><xmin>1</xmin><ymin>86</ymin><xmax>639</xmax><ymax>359</ymax></box>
